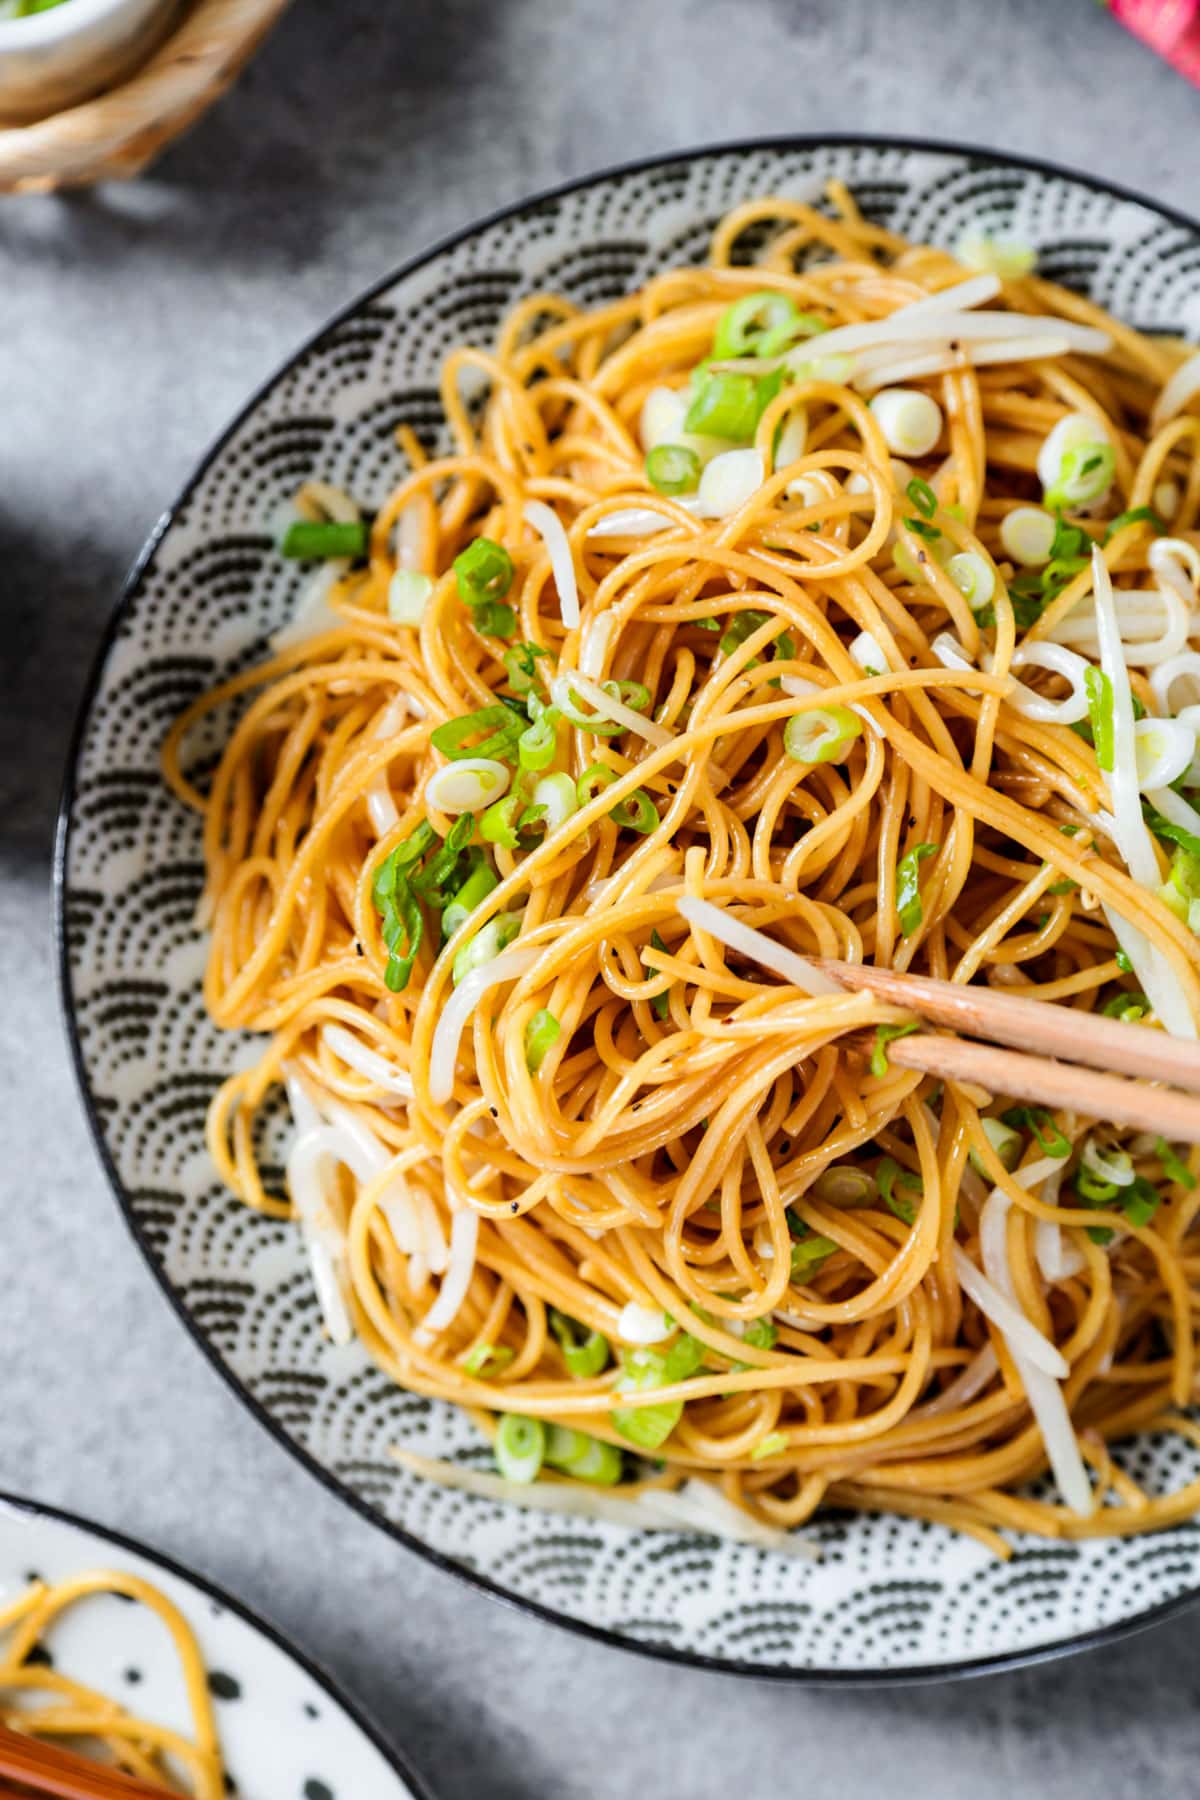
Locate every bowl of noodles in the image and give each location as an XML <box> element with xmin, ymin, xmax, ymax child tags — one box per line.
<box><xmin>58</xmin><ymin>137</ymin><xmax>1200</xmax><ymax>1679</ymax></box>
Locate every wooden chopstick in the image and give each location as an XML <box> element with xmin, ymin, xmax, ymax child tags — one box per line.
<box><xmin>817</xmin><ymin>957</ymin><xmax>1200</xmax><ymax>1096</ymax></box>
<box><xmin>0</xmin><ymin>1723</ymin><xmax>174</xmax><ymax>1800</ymax></box>
<box><xmin>875</xmin><ymin>1031</ymin><xmax>1200</xmax><ymax>1143</ymax></box>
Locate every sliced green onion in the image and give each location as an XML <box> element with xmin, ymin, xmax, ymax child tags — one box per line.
<box><xmin>469</xmin><ymin>600</ymin><xmax>518</xmax><ymax>638</ymax></box>
<box><xmin>611</xmin><ymin>787</ymin><xmax>660</xmax><ymax>835</ymax></box>
<box><xmin>494</xmin><ymin>1413</ymin><xmax>545</xmax><ymax>1484</ymax></box>
<box><xmin>946</xmin><ymin>551</ymin><xmax>996</xmax><ymax>612</ymax></box>
<box><xmin>790</xmin><ymin>1232</ymin><xmax>838</xmax><ymax>1277</ymax></box>
<box><xmin>555</xmin><ymin>678</ymin><xmax>652</xmax><ymax>735</ymax></box>
<box><xmin>576</xmin><ymin>763</ymin><xmax>617</xmax><ymax>806</ymax></box>
<box><xmin>479</xmin><ymin>793</ymin><xmax>524</xmax><ymax>849</ymax></box>
<box><xmin>1084</xmin><ymin>667</ymin><xmax>1115</xmax><ymax>772</ymax></box>
<box><xmin>644</xmin><ymin>928</ymin><xmax>671</xmax><ymax>1021</ymax></box>
<box><xmin>1000</xmin><ymin>505</ymin><xmax>1057</xmax><ymax>568</ymax></box>
<box><xmin>517</xmin><ymin>705</ymin><xmax>560</xmax><ymax>771</ymax></box>
<box><xmin>548</xmin><ymin>1310</ymin><xmax>611</xmax><ymax>1379</ymax></box>
<box><xmin>1000</xmin><ymin>1105</ymin><xmax>1071</xmax><ymax>1158</ymax></box>
<box><xmin>281</xmin><ymin>520</ymin><xmax>368</xmax><ymax>560</ymax></box>
<box><xmin>544</xmin><ymin>1426</ymin><xmax>623</xmax><ymax>1485</ymax></box>
<box><xmin>718</xmin><ymin>608</ymin><xmax>794</xmax><ymax>662</ymax></box>
<box><xmin>896</xmin><ymin>841</ymin><xmax>938</xmax><ymax>936</ymax></box>
<box><xmin>750</xmin><ymin>1430</ymin><xmax>789</xmax><ymax>1461</ymax></box>
<box><xmin>645</xmin><ymin>443</ymin><xmax>701</xmax><ymax>495</ymax></box>
<box><xmin>503</xmin><ymin>640</ymin><xmax>550</xmax><ymax>694</ymax></box>
<box><xmin>442</xmin><ymin>854</ymin><xmax>499</xmax><ymax>937</ymax></box>
<box><xmin>1156</xmin><ymin>1136</ymin><xmax>1196</xmax><ymax>1190</ymax></box>
<box><xmin>463</xmin><ymin>1343</ymin><xmax>514</xmax><ymax>1378</ymax></box>
<box><xmin>379</xmin><ymin>886</ymin><xmax>424</xmax><ymax>992</ymax></box>
<box><xmin>783</xmin><ymin>705</ymin><xmax>861</xmax><ymax>765</ymax></box>
<box><xmin>1101</xmin><ymin>991</ymin><xmax>1148</xmax><ymax>1022</ymax></box>
<box><xmin>1075</xmin><ymin>1165</ymin><xmax>1119</xmax><ymax>1207</ymax></box>
<box><xmin>425</xmin><ymin>759</ymin><xmax>508</xmax><ymax>815</ymax></box>
<box><xmin>372</xmin><ymin>822</ymin><xmax>436</xmax><ymax>906</ymax></box>
<box><xmin>877</xmin><ymin>1156</ymin><xmax>922</xmax><ymax>1224</ymax></box>
<box><xmin>1116</xmin><ymin>948</ymin><xmax>1134</xmax><ymax>973</ymax></box>
<box><xmin>1104</xmin><ymin>506</ymin><xmax>1165</xmax><ymax>543</ymax></box>
<box><xmin>531</xmin><ymin>770</ymin><xmax>577</xmax><ymax>832</ymax></box>
<box><xmin>451</xmin><ymin>911</ymin><xmax>522</xmax><ymax>986</ymax></box>
<box><xmin>525</xmin><ymin>1008</ymin><xmax>561</xmax><ymax>1072</ymax></box>
<box><xmin>388</xmin><ymin>569</ymin><xmax>433</xmax><ymax>624</ymax></box>
<box><xmin>742</xmin><ymin>1316</ymin><xmax>777</xmax><ymax>1351</ymax></box>
<box><xmin>955</xmin><ymin>227</ymin><xmax>1036</xmax><ymax>279</ymax></box>
<box><xmin>454</xmin><ymin>536</ymin><xmax>514</xmax><ymax>607</ymax></box>
<box><xmin>713</xmin><ymin>290</ymin><xmax>820</xmax><ymax>360</ymax></box>
<box><xmin>906</xmin><ymin>477</ymin><xmax>938</xmax><ymax>519</ymax></box>
<box><xmin>611</xmin><ymin>1349</ymin><xmax>684</xmax><ymax>1449</ymax></box>
<box><xmin>870</xmin><ymin>1022</ymin><xmax>920</xmax><ymax>1078</ymax></box>
<box><xmin>1145</xmin><ymin>807</ymin><xmax>1200</xmax><ymax>863</ymax></box>
<box><xmin>812</xmin><ymin>1166</ymin><xmax>875</xmax><ymax>1207</ymax></box>
<box><xmin>1122</xmin><ymin>1175</ymin><xmax>1162</xmax><ymax>1228</ymax></box>
<box><xmin>969</xmin><ymin>1115</ymin><xmax>1023</xmax><ymax>1176</ymax></box>
<box><xmin>1081</xmin><ymin>1137</ymin><xmax>1134</xmax><ymax>1189</ymax></box>
<box><xmin>431</xmin><ymin>704</ymin><xmax>527</xmax><ymax>764</ymax></box>
<box><xmin>684</xmin><ymin>368</ymin><xmax>781</xmax><ymax>441</ymax></box>
<box><xmin>1045</xmin><ymin>442</ymin><xmax>1115</xmax><ymax>511</ymax></box>
<box><xmin>409</xmin><ymin>813</ymin><xmax>476</xmax><ymax>906</ymax></box>
<box><xmin>870</xmin><ymin>389</ymin><xmax>942</xmax><ymax>458</ymax></box>
<box><xmin>664</xmin><ymin>1333</ymin><xmax>708</xmax><ymax>1382</ymax></box>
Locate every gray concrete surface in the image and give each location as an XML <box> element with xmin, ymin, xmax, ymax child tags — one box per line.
<box><xmin>5</xmin><ymin>1</ymin><xmax>1200</xmax><ymax>1793</ymax></box>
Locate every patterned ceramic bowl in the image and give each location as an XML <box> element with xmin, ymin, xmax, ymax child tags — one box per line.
<box><xmin>57</xmin><ymin>138</ymin><xmax>1200</xmax><ymax>1682</ymax></box>
<box><xmin>0</xmin><ymin>1492</ymin><xmax>429</xmax><ymax>1794</ymax></box>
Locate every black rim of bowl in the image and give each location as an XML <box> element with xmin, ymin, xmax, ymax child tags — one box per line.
<box><xmin>0</xmin><ymin>1487</ymin><xmax>435</xmax><ymax>1795</ymax></box>
<box><xmin>53</xmin><ymin>131</ymin><xmax>1200</xmax><ymax>1686</ymax></box>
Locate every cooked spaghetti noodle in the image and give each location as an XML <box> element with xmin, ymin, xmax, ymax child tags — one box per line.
<box><xmin>165</xmin><ymin>186</ymin><xmax>1200</xmax><ymax>1554</ymax></box>
<box><xmin>0</xmin><ymin>1568</ymin><xmax>223</xmax><ymax>1794</ymax></box>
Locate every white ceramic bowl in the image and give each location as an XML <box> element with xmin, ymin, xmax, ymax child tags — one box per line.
<box><xmin>0</xmin><ymin>0</ymin><xmax>179</xmax><ymax>124</ymax></box>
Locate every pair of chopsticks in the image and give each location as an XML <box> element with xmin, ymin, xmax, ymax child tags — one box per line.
<box><xmin>0</xmin><ymin>1722</ymin><xmax>173</xmax><ymax>1799</ymax></box>
<box><xmin>814</xmin><ymin>958</ymin><xmax>1200</xmax><ymax>1143</ymax></box>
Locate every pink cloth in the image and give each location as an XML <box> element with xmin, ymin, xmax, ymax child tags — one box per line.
<box><xmin>1111</xmin><ymin>0</ymin><xmax>1200</xmax><ymax>83</ymax></box>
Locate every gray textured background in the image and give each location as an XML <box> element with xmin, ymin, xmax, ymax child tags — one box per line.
<box><xmin>6</xmin><ymin>0</ymin><xmax>1200</xmax><ymax>1793</ymax></box>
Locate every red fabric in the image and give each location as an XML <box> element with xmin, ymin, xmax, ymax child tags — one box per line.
<box><xmin>1111</xmin><ymin>0</ymin><xmax>1200</xmax><ymax>83</ymax></box>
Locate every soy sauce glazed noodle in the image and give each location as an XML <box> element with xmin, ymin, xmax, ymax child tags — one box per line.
<box><xmin>165</xmin><ymin>185</ymin><xmax>1200</xmax><ymax>1557</ymax></box>
<box><xmin>1</xmin><ymin>1569</ymin><xmax>223</xmax><ymax>1794</ymax></box>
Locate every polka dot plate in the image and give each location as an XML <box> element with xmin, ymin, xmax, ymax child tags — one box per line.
<box><xmin>56</xmin><ymin>138</ymin><xmax>1200</xmax><ymax>1680</ymax></box>
<box><xmin>0</xmin><ymin>1493</ymin><xmax>428</xmax><ymax>1797</ymax></box>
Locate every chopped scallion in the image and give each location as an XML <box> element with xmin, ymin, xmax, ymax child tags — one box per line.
<box><xmin>646</xmin><ymin>443</ymin><xmax>701</xmax><ymax>495</ymax></box>
<box><xmin>895</xmin><ymin>842</ymin><xmax>937</xmax><ymax>936</ymax></box>
<box><xmin>431</xmin><ymin>704</ymin><xmax>527</xmax><ymax>764</ymax></box>
<box><xmin>280</xmin><ymin>520</ymin><xmax>368</xmax><ymax>560</ymax></box>
<box><xmin>494</xmin><ymin>1413</ymin><xmax>545</xmax><ymax>1484</ymax></box>
<box><xmin>783</xmin><ymin>704</ymin><xmax>861</xmax><ymax>765</ymax></box>
<box><xmin>1084</xmin><ymin>667</ymin><xmax>1115</xmax><ymax>772</ymax></box>
<box><xmin>548</xmin><ymin>1310</ymin><xmax>611</xmax><ymax>1378</ymax></box>
<box><xmin>1157</xmin><ymin>1137</ymin><xmax>1196</xmax><ymax>1189</ymax></box>
<box><xmin>463</xmin><ymin>1343</ymin><xmax>514</xmax><ymax>1378</ymax></box>
<box><xmin>870</xmin><ymin>1021</ymin><xmax>920</xmax><ymax>1078</ymax></box>
<box><xmin>1000</xmin><ymin>1106</ymin><xmax>1071</xmax><ymax>1158</ymax></box>
<box><xmin>525</xmin><ymin>1008</ymin><xmax>561</xmax><ymax>1071</ymax></box>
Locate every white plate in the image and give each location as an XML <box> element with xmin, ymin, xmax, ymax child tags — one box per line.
<box><xmin>0</xmin><ymin>1492</ymin><xmax>430</xmax><ymax>1796</ymax></box>
<box><xmin>57</xmin><ymin>137</ymin><xmax>1200</xmax><ymax>1679</ymax></box>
